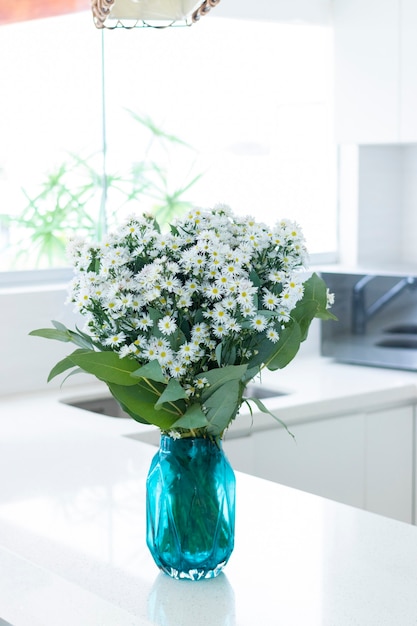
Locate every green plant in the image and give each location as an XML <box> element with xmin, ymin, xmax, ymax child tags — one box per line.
<box><xmin>0</xmin><ymin>113</ymin><xmax>203</xmax><ymax>269</ymax></box>
<box><xmin>30</xmin><ymin>206</ymin><xmax>336</xmax><ymax>440</ymax></box>
<box><xmin>126</xmin><ymin>111</ymin><xmax>204</xmax><ymax>228</ymax></box>
<box><xmin>0</xmin><ymin>156</ymin><xmax>100</xmax><ymax>267</ymax></box>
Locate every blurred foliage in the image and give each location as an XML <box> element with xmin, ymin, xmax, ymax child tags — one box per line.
<box><xmin>0</xmin><ymin>112</ymin><xmax>203</xmax><ymax>269</ymax></box>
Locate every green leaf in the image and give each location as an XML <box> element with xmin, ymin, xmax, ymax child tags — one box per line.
<box><xmin>249</xmin><ymin>269</ymin><xmax>261</xmax><ymax>287</ymax></box>
<box><xmin>316</xmin><ymin>307</ymin><xmax>338</xmax><ymax>321</ymax></box>
<box><xmin>204</xmin><ymin>380</ymin><xmax>241</xmax><ymax>437</ymax></box>
<box><xmin>215</xmin><ymin>341</ymin><xmax>236</xmax><ymax>367</ymax></box>
<box><xmin>291</xmin><ymin>300</ymin><xmax>319</xmax><ymax>342</ymax></box>
<box><xmin>68</xmin><ymin>329</ymin><xmax>95</xmax><ymax>350</ymax></box>
<box><xmin>167</xmin><ymin>327</ymin><xmax>187</xmax><ymax>352</ymax></box>
<box><xmin>265</xmin><ymin>323</ymin><xmax>302</xmax><ymax>371</ymax></box>
<box><xmin>245</xmin><ymin>335</ymin><xmax>279</xmax><ymax>372</ymax></box>
<box><xmin>29</xmin><ymin>328</ymin><xmax>72</xmax><ymax>342</ymax></box>
<box><xmin>171</xmin><ymin>403</ymin><xmax>209</xmax><ymax>430</ymax></box>
<box><xmin>60</xmin><ymin>367</ymin><xmax>85</xmax><ymax>386</ymax></box>
<box><xmin>215</xmin><ymin>342</ymin><xmax>223</xmax><ymax>367</ymax></box>
<box><xmin>291</xmin><ymin>272</ymin><xmax>338</xmax><ymax>339</ymax></box>
<box><xmin>125</xmin><ymin>109</ymin><xmax>194</xmax><ymax>149</ymax></box>
<box><xmin>29</xmin><ymin>323</ymin><xmax>93</xmax><ymax>349</ymax></box>
<box><xmin>107</xmin><ymin>382</ymin><xmax>179</xmax><ymax>429</ymax></box>
<box><xmin>200</xmin><ymin>364</ymin><xmax>248</xmax><ymax>401</ymax></box>
<box><xmin>246</xmin><ymin>396</ymin><xmax>294</xmax><ymax>439</ymax></box>
<box><xmin>155</xmin><ymin>378</ymin><xmax>188</xmax><ymax>407</ymax></box>
<box><xmin>131</xmin><ymin>360</ymin><xmax>167</xmax><ymax>383</ymax></box>
<box><xmin>52</xmin><ymin>320</ymin><xmax>69</xmax><ymax>332</ymax></box>
<box><xmin>67</xmin><ymin>350</ymin><xmax>140</xmax><ymax>386</ymax></box>
<box><xmin>47</xmin><ymin>349</ymin><xmax>85</xmax><ymax>382</ymax></box>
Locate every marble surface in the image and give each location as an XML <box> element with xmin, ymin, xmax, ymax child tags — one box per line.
<box><xmin>1</xmin><ymin>357</ymin><xmax>417</xmax><ymax>625</ymax></box>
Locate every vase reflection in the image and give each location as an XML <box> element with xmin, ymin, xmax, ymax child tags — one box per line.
<box><xmin>148</xmin><ymin>571</ymin><xmax>236</xmax><ymax>626</ymax></box>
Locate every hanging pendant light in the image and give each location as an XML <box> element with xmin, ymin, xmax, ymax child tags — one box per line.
<box><xmin>91</xmin><ymin>0</ymin><xmax>221</xmax><ymax>29</ymax></box>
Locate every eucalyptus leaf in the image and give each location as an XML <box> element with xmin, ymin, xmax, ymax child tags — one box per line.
<box><xmin>47</xmin><ymin>349</ymin><xmax>85</xmax><ymax>382</ymax></box>
<box><xmin>246</xmin><ymin>396</ymin><xmax>294</xmax><ymax>440</ymax></box>
<box><xmin>291</xmin><ymin>272</ymin><xmax>337</xmax><ymax>336</ymax></box>
<box><xmin>60</xmin><ymin>367</ymin><xmax>85</xmax><ymax>387</ymax></box>
<box><xmin>265</xmin><ymin>323</ymin><xmax>302</xmax><ymax>371</ymax></box>
<box><xmin>215</xmin><ymin>343</ymin><xmax>222</xmax><ymax>367</ymax></box>
<box><xmin>246</xmin><ymin>335</ymin><xmax>279</xmax><ymax>371</ymax></box>
<box><xmin>108</xmin><ymin>382</ymin><xmax>180</xmax><ymax>429</ymax></box>
<box><xmin>155</xmin><ymin>378</ymin><xmax>188</xmax><ymax>407</ymax></box>
<box><xmin>167</xmin><ymin>327</ymin><xmax>187</xmax><ymax>352</ymax></box>
<box><xmin>52</xmin><ymin>320</ymin><xmax>69</xmax><ymax>331</ymax></box>
<box><xmin>290</xmin><ymin>300</ymin><xmax>319</xmax><ymax>342</ymax></box>
<box><xmin>67</xmin><ymin>350</ymin><xmax>140</xmax><ymax>386</ymax></box>
<box><xmin>216</xmin><ymin>341</ymin><xmax>236</xmax><ymax>367</ymax></box>
<box><xmin>249</xmin><ymin>269</ymin><xmax>261</xmax><ymax>287</ymax></box>
<box><xmin>297</xmin><ymin>272</ymin><xmax>335</xmax><ymax>319</ymax></box>
<box><xmin>171</xmin><ymin>403</ymin><xmax>209</xmax><ymax>430</ymax></box>
<box><xmin>303</xmin><ymin>272</ymin><xmax>327</xmax><ymax>307</ymax></box>
<box><xmin>30</xmin><ymin>324</ymin><xmax>93</xmax><ymax>350</ymax></box>
<box><xmin>67</xmin><ymin>330</ymin><xmax>96</xmax><ymax>350</ymax></box>
<box><xmin>200</xmin><ymin>364</ymin><xmax>248</xmax><ymax>401</ymax></box>
<box><xmin>131</xmin><ymin>360</ymin><xmax>167</xmax><ymax>383</ymax></box>
<box><xmin>29</xmin><ymin>328</ymin><xmax>72</xmax><ymax>342</ymax></box>
<box><xmin>204</xmin><ymin>380</ymin><xmax>241</xmax><ymax>437</ymax></box>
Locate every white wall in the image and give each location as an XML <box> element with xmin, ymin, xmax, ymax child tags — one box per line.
<box><xmin>357</xmin><ymin>145</ymin><xmax>404</xmax><ymax>267</ymax></box>
<box><xmin>402</xmin><ymin>145</ymin><xmax>417</xmax><ymax>264</ymax></box>
<box><xmin>0</xmin><ymin>286</ymin><xmax>92</xmax><ymax>396</ymax></box>
<box><xmin>338</xmin><ymin>144</ymin><xmax>417</xmax><ymax>270</ymax></box>
<box><xmin>214</xmin><ymin>0</ymin><xmax>332</xmax><ymax>24</ymax></box>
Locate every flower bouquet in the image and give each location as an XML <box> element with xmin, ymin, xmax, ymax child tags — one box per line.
<box><xmin>30</xmin><ymin>204</ymin><xmax>335</xmax><ymax>579</ymax></box>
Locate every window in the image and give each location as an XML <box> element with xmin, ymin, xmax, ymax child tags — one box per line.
<box><xmin>0</xmin><ymin>10</ymin><xmax>336</xmax><ymax>278</ymax></box>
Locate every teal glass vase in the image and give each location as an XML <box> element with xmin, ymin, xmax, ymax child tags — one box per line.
<box><xmin>146</xmin><ymin>435</ymin><xmax>236</xmax><ymax>580</ymax></box>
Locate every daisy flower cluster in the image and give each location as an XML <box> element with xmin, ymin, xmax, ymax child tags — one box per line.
<box><xmin>67</xmin><ymin>205</ymin><xmax>309</xmax><ymax>394</ymax></box>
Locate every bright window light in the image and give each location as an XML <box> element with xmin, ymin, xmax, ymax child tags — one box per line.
<box><xmin>0</xmin><ymin>12</ymin><xmax>336</xmax><ymax>275</ymax></box>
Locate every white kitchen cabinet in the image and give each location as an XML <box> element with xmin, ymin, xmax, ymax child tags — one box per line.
<box><xmin>224</xmin><ymin>412</ymin><xmax>366</xmax><ymax>509</ymax></box>
<box><xmin>334</xmin><ymin>0</ymin><xmax>417</xmax><ymax>143</ymax></box>
<box><xmin>224</xmin><ymin>403</ymin><xmax>415</xmax><ymax>523</ymax></box>
<box><xmin>364</xmin><ymin>405</ymin><xmax>414</xmax><ymax>523</ymax></box>
<box><xmin>334</xmin><ymin>0</ymin><xmax>400</xmax><ymax>143</ymax></box>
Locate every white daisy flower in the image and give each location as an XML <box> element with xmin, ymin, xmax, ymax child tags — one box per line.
<box><xmin>191</xmin><ymin>322</ymin><xmax>210</xmax><ymax>340</ymax></box>
<box><xmin>177</xmin><ymin>343</ymin><xmax>197</xmax><ymax>363</ymax></box>
<box><xmin>251</xmin><ymin>315</ymin><xmax>268</xmax><ymax>332</ymax></box>
<box><xmin>104</xmin><ymin>332</ymin><xmax>126</xmax><ymax>347</ymax></box>
<box><xmin>211</xmin><ymin>304</ymin><xmax>229</xmax><ymax>323</ymax></box>
<box><xmin>212</xmin><ymin>324</ymin><xmax>228</xmax><ymax>338</ymax></box>
<box><xmin>226</xmin><ymin>318</ymin><xmax>241</xmax><ymax>333</ymax></box>
<box><xmin>138</xmin><ymin>315</ymin><xmax>154</xmax><ymax>330</ymax></box>
<box><xmin>194</xmin><ymin>377</ymin><xmax>208</xmax><ymax>389</ymax></box>
<box><xmin>266</xmin><ymin>328</ymin><xmax>280</xmax><ymax>343</ymax></box>
<box><xmin>158</xmin><ymin>315</ymin><xmax>177</xmax><ymax>335</ymax></box>
<box><xmin>262</xmin><ymin>289</ymin><xmax>280</xmax><ymax>310</ymax></box>
<box><xmin>169</xmin><ymin>361</ymin><xmax>186</xmax><ymax>378</ymax></box>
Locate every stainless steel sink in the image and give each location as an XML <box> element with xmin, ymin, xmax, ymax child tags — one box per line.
<box><xmin>376</xmin><ymin>338</ymin><xmax>417</xmax><ymax>349</ymax></box>
<box><xmin>63</xmin><ymin>385</ymin><xmax>287</xmax><ymax>419</ymax></box>
<box><xmin>321</xmin><ymin>271</ymin><xmax>417</xmax><ymax>370</ymax></box>
<box><xmin>383</xmin><ymin>324</ymin><xmax>417</xmax><ymax>335</ymax></box>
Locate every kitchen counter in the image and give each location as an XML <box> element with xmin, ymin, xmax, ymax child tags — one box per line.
<box><xmin>1</xmin><ymin>357</ymin><xmax>417</xmax><ymax>625</ymax></box>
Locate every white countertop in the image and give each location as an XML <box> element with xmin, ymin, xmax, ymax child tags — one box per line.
<box><xmin>1</xmin><ymin>357</ymin><xmax>417</xmax><ymax>625</ymax></box>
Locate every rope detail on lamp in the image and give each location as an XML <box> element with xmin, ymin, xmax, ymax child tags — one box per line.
<box><xmin>91</xmin><ymin>0</ymin><xmax>115</xmax><ymax>28</ymax></box>
<box><xmin>91</xmin><ymin>0</ymin><xmax>221</xmax><ymax>29</ymax></box>
<box><xmin>192</xmin><ymin>0</ymin><xmax>221</xmax><ymax>23</ymax></box>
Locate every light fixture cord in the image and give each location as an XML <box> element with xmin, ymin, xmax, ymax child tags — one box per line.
<box><xmin>98</xmin><ymin>28</ymin><xmax>108</xmax><ymax>239</ymax></box>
